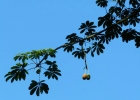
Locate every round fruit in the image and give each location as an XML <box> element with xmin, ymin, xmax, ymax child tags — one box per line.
<box><xmin>86</xmin><ymin>74</ymin><xmax>90</xmax><ymax>80</ymax></box>
<box><xmin>82</xmin><ymin>74</ymin><xmax>87</xmax><ymax>80</ymax></box>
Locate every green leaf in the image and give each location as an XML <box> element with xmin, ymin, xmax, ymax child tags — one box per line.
<box><xmin>14</xmin><ymin>56</ymin><xmax>18</xmax><ymax>61</ymax></box>
<box><xmin>19</xmin><ymin>57</ymin><xmax>22</xmax><ymax>61</ymax></box>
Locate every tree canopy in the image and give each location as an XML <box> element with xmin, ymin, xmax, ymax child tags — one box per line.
<box><xmin>4</xmin><ymin>0</ymin><xmax>140</xmax><ymax>96</ymax></box>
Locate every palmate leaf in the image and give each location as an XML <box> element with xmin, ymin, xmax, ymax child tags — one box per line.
<box><xmin>5</xmin><ymin>71</ymin><xmax>16</xmax><ymax>83</ymax></box>
<box><xmin>65</xmin><ymin>33</ymin><xmax>81</xmax><ymax>44</ymax></box>
<box><xmin>46</xmin><ymin>48</ymin><xmax>56</xmax><ymax>58</ymax></box>
<box><xmin>29</xmin><ymin>80</ymin><xmax>49</xmax><ymax>96</ymax></box>
<box><xmin>29</xmin><ymin>80</ymin><xmax>38</xmax><ymax>96</ymax></box>
<box><xmin>4</xmin><ymin>66</ymin><xmax>28</xmax><ymax>83</ymax></box>
<box><xmin>63</xmin><ymin>44</ymin><xmax>74</xmax><ymax>52</ymax></box>
<box><xmin>121</xmin><ymin>29</ymin><xmax>136</xmax><ymax>43</ymax></box>
<box><xmin>91</xmin><ymin>42</ymin><xmax>105</xmax><ymax>56</ymax></box>
<box><xmin>79</xmin><ymin>21</ymin><xmax>97</xmax><ymax>35</ymax></box>
<box><xmin>44</xmin><ymin>71</ymin><xmax>61</xmax><ymax>80</ymax></box>
<box><xmin>44</xmin><ymin>64</ymin><xmax>61</xmax><ymax>80</ymax></box>
<box><xmin>96</xmin><ymin>0</ymin><xmax>108</xmax><ymax>8</ymax></box>
<box><xmin>13</xmin><ymin>53</ymin><xmax>29</xmax><ymax>62</ymax></box>
<box><xmin>78</xmin><ymin>23</ymin><xmax>86</xmax><ymax>30</ymax></box>
<box><xmin>72</xmin><ymin>48</ymin><xmax>85</xmax><ymax>59</ymax></box>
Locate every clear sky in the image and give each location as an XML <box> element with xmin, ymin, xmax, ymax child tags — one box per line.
<box><xmin>1</xmin><ymin>0</ymin><xmax>140</xmax><ymax>100</ymax></box>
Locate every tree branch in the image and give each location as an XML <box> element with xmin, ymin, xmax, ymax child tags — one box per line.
<box><xmin>36</xmin><ymin>7</ymin><xmax>140</xmax><ymax>68</ymax></box>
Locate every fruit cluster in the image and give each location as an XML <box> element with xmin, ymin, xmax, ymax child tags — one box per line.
<box><xmin>82</xmin><ymin>74</ymin><xmax>90</xmax><ymax>80</ymax></box>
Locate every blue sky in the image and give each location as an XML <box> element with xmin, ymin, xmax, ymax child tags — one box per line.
<box><xmin>1</xmin><ymin>0</ymin><xmax>140</xmax><ymax>100</ymax></box>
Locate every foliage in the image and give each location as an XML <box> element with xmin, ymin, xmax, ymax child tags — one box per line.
<box><xmin>4</xmin><ymin>0</ymin><xmax>140</xmax><ymax>96</ymax></box>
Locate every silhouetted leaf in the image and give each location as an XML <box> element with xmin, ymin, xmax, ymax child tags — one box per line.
<box><xmin>54</xmin><ymin>72</ymin><xmax>61</xmax><ymax>76</ymax></box>
<box><xmin>30</xmin><ymin>87</ymin><xmax>37</xmax><ymax>95</ymax></box>
<box><xmin>99</xmin><ymin>48</ymin><xmax>103</xmax><ymax>53</ymax></box>
<box><xmin>91</xmin><ymin>50</ymin><xmax>94</xmax><ymax>57</ymax></box>
<box><xmin>98</xmin><ymin>43</ymin><xmax>105</xmax><ymax>49</ymax></box>
<box><xmin>64</xmin><ymin>44</ymin><xmax>74</xmax><ymax>52</ymax></box>
<box><xmin>97</xmin><ymin>48</ymin><xmax>100</xmax><ymax>55</ymax></box>
<box><xmin>46</xmin><ymin>60</ymin><xmax>52</xmax><ymax>65</ymax></box>
<box><xmin>98</xmin><ymin>19</ymin><xmax>104</xmax><ymax>27</ymax></box>
<box><xmin>36</xmin><ymin>87</ymin><xmax>39</xmax><ymax>96</ymax></box>
<box><xmin>5</xmin><ymin>76</ymin><xmax>13</xmax><ymax>82</ymax></box>
<box><xmin>53</xmin><ymin>74</ymin><xmax>58</xmax><ymax>80</ymax></box>
<box><xmin>29</xmin><ymin>80</ymin><xmax>38</xmax><ymax>90</ymax></box>
<box><xmin>42</xmin><ymin>83</ymin><xmax>49</xmax><ymax>94</ymax></box>
<box><xmin>48</xmin><ymin>73</ymin><xmax>51</xmax><ymax>79</ymax></box>
<box><xmin>11</xmin><ymin>76</ymin><xmax>15</xmax><ymax>83</ymax></box>
<box><xmin>96</xmin><ymin>0</ymin><xmax>108</xmax><ymax>8</ymax></box>
<box><xmin>80</xmin><ymin>29</ymin><xmax>85</xmax><ymax>33</ymax></box>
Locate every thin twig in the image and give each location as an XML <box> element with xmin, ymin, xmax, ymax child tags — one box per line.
<box><xmin>27</xmin><ymin>67</ymin><xmax>36</xmax><ymax>71</ymax></box>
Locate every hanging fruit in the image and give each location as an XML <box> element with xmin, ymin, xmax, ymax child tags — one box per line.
<box><xmin>81</xmin><ymin>45</ymin><xmax>91</xmax><ymax>80</ymax></box>
<box><xmin>82</xmin><ymin>74</ymin><xmax>87</xmax><ymax>80</ymax></box>
<box><xmin>86</xmin><ymin>74</ymin><xmax>90</xmax><ymax>80</ymax></box>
